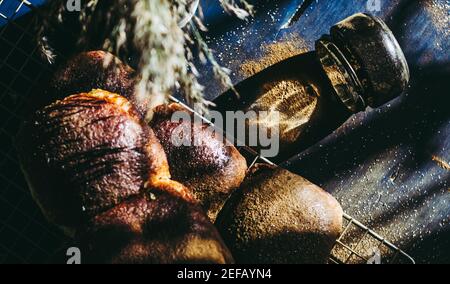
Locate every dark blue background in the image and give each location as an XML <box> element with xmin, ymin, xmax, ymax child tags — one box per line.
<box><xmin>0</xmin><ymin>0</ymin><xmax>45</xmax><ymax>26</ymax></box>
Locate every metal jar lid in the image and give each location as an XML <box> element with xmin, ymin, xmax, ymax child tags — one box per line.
<box><xmin>316</xmin><ymin>13</ymin><xmax>410</xmax><ymax>112</ymax></box>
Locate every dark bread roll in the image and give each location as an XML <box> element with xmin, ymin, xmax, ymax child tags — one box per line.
<box><xmin>43</xmin><ymin>52</ymin><xmax>248</xmax><ymax>221</ymax></box>
<box><xmin>215</xmin><ymin>164</ymin><xmax>343</xmax><ymax>264</ymax></box>
<box><xmin>18</xmin><ymin>89</ymin><xmax>176</xmax><ymax>234</ymax></box>
<box><xmin>77</xmin><ymin>191</ymin><xmax>233</xmax><ymax>264</ymax></box>
<box><xmin>151</xmin><ymin>103</ymin><xmax>248</xmax><ymax>221</ymax></box>
<box><xmin>44</xmin><ymin>51</ymin><xmax>148</xmax><ymax>115</ymax></box>
<box><xmin>18</xmin><ymin>90</ymin><xmax>233</xmax><ymax>263</ymax></box>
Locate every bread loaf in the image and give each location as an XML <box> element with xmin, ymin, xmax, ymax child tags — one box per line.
<box><xmin>18</xmin><ymin>90</ymin><xmax>233</xmax><ymax>263</ymax></box>
<box><xmin>216</xmin><ymin>164</ymin><xmax>343</xmax><ymax>264</ymax></box>
<box><xmin>151</xmin><ymin>103</ymin><xmax>248</xmax><ymax>221</ymax></box>
<box><xmin>77</xmin><ymin>191</ymin><xmax>233</xmax><ymax>264</ymax></box>
<box><xmin>44</xmin><ymin>52</ymin><xmax>248</xmax><ymax>222</ymax></box>
<box><xmin>45</xmin><ymin>51</ymin><xmax>148</xmax><ymax>115</ymax></box>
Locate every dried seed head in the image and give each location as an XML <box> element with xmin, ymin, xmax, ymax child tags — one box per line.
<box><xmin>38</xmin><ymin>0</ymin><xmax>252</xmax><ymax>116</ymax></box>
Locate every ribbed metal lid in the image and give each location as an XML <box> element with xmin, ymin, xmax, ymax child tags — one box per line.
<box><xmin>316</xmin><ymin>13</ymin><xmax>410</xmax><ymax>112</ymax></box>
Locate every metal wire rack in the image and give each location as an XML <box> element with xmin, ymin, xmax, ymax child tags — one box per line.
<box><xmin>169</xmin><ymin>96</ymin><xmax>416</xmax><ymax>265</ymax></box>
<box><xmin>0</xmin><ymin>0</ymin><xmax>415</xmax><ymax>264</ymax></box>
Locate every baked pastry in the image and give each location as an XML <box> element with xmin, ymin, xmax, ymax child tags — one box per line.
<box><xmin>18</xmin><ymin>89</ymin><xmax>168</xmax><ymax>232</ymax></box>
<box><xmin>18</xmin><ymin>90</ymin><xmax>233</xmax><ymax>264</ymax></box>
<box><xmin>77</xmin><ymin>191</ymin><xmax>233</xmax><ymax>264</ymax></box>
<box><xmin>215</xmin><ymin>164</ymin><xmax>343</xmax><ymax>264</ymax></box>
<box><xmin>36</xmin><ymin>50</ymin><xmax>248</xmax><ymax>222</ymax></box>
<box><xmin>44</xmin><ymin>51</ymin><xmax>148</xmax><ymax>115</ymax></box>
<box><xmin>151</xmin><ymin>103</ymin><xmax>248</xmax><ymax>221</ymax></box>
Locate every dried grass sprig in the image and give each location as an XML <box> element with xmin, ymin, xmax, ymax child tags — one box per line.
<box><xmin>38</xmin><ymin>0</ymin><xmax>252</xmax><ymax>118</ymax></box>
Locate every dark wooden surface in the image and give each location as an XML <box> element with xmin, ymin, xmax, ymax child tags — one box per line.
<box><xmin>198</xmin><ymin>0</ymin><xmax>450</xmax><ymax>263</ymax></box>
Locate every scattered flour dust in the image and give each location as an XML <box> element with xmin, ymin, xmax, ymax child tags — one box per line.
<box><xmin>240</xmin><ymin>37</ymin><xmax>315</xmax><ymax>147</ymax></box>
<box><xmin>240</xmin><ymin>36</ymin><xmax>308</xmax><ymax>76</ymax></box>
<box><xmin>247</xmin><ymin>79</ymin><xmax>319</xmax><ymax>147</ymax></box>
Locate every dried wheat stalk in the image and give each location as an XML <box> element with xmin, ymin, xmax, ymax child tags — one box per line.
<box><xmin>38</xmin><ymin>0</ymin><xmax>253</xmax><ymax>118</ymax></box>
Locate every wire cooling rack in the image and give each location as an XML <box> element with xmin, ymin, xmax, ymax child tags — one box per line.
<box><xmin>169</xmin><ymin>96</ymin><xmax>416</xmax><ymax>265</ymax></box>
<box><xmin>0</xmin><ymin>0</ymin><xmax>68</xmax><ymax>264</ymax></box>
<box><xmin>0</xmin><ymin>0</ymin><xmax>415</xmax><ymax>264</ymax></box>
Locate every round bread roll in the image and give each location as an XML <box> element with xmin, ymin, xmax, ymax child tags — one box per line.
<box><xmin>215</xmin><ymin>164</ymin><xmax>343</xmax><ymax>264</ymax></box>
<box><xmin>18</xmin><ymin>90</ymin><xmax>183</xmax><ymax>233</ymax></box>
<box><xmin>43</xmin><ymin>51</ymin><xmax>148</xmax><ymax>115</ymax></box>
<box><xmin>18</xmin><ymin>90</ymin><xmax>179</xmax><ymax>227</ymax></box>
<box><xmin>151</xmin><ymin>103</ymin><xmax>248</xmax><ymax>222</ymax></box>
<box><xmin>35</xmin><ymin>51</ymin><xmax>248</xmax><ymax>223</ymax></box>
<box><xmin>18</xmin><ymin>90</ymin><xmax>233</xmax><ymax>263</ymax></box>
<box><xmin>77</xmin><ymin>191</ymin><xmax>233</xmax><ymax>264</ymax></box>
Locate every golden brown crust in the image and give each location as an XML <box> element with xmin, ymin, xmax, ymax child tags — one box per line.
<box><xmin>18</xmin><ymin>90</ymin><xmax>169</xmax><ymax>229</ymax></box>
<box><xmin>151</xmin><ymin>103</ymin><xmax>248</xmax><ymax>221</ymax></box>
<box><xmin>216</xmin><ymin>164</ymin><xmax>343</xmax><ymax>264</ymax></box>
<box><xmin>19</xmin><ymin>90</ymin><xmax>234</xmax><ymax>263</ymax></box>
<box><xmin>43</xmin><ymin>51</ymin><xmax>148</xmax><ymax>115</ymax></box>
<box><xmin>77</xmin><ymin>191</ymin><xmax>234</xmax><ymax>264</ymax></box>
